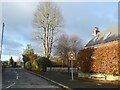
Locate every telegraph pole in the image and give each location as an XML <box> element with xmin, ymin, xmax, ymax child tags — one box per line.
<box><xmin>0</xmin><ymin>23</ymin><xmax>5</xmax><ymax>61</ymax></box>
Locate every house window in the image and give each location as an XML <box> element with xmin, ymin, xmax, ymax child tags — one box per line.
<box><xmin>103</xmin><ymin>32</ymin><xmax>111</xmax><ymax>40</ymax></box>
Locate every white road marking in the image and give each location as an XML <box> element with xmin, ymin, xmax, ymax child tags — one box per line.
<box><xmin>5</xmin><ymin>82</ymin><xmax>16</xmax><ymax>89</ymax></box>
<box><xmin>16</xmin><ymin>74</ymin><xmax>19</xmax><ymax>80</ymax></box>
<box><xmin>4</xmin><ymin>70</ymin><xmax>19</xmax><ymax>90</ymax></box>
<box><xmin>15</xmin><ymin>71</ymin><xmax>19</xmax><ymax>80</ymax></box>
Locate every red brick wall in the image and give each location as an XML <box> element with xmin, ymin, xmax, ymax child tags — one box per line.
<box><xmin>77</xmin><ymin>40</ymin><xmax>120</xmax><ymax>75</ymax></box>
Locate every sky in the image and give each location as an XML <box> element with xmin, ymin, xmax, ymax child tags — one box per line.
<box><xmin>0</xmin><ymin>1</ymin><xmax>118</xmax><ymax>61</ymax></box>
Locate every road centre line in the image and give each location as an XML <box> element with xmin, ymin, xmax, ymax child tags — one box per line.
<box><xmin>15</xmin><ymin>71</ymin><xmax>19</xmax><ymax>80</ymax></box>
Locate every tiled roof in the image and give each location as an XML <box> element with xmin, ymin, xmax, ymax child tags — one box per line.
<box><xmin>86</xmin><ymin>26</ymin><xmax>119</xmax><ymax>47</ymax></box>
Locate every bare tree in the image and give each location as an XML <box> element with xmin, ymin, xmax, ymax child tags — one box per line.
<box><xmin>33</xmin><ymin>2</ymin><xmax>63</xmax><ymax>59</ymax></box>
<box><xmin>54</xmin><ymin>34</ymin><xmax>83</xmax><ymax>65</ymax></box>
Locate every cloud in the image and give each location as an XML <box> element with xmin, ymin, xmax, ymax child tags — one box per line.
<box><xmin>2</xmin><ymin>2</ymin><xmax>38</xmax><ymax>26</ymax></box>
<box><xmin>58</xmin><ymin>2</ymin><xmax>118</xmax><ymax>45</ymax></box>
<box><xmin>2</xmin><ymin>2</ymin><xmax>38</xmax><ymax>43</ymax></box>
<box><xmin>1</xmin><ymin>2</ymin><xmax>38</xmax><ymax>60</ymax></box>
<box><xmin>1</xmin><ymin>2</ymin><xmax>118</xmax><ymax>61</ymax></box>
<box><xmin>3</xmin><ymin>36</ymin><xmax>23</xmax><ymax>49</ymax></box>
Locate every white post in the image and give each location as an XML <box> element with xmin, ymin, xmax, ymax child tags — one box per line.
<box><xmin>71</xmin><ymin>60</ymin><xmax>74</xmax><ymax>80</ymax></box>
<box><xmin>0</xmin><ymin>23</ymin><xmax>5</xmax><ymax>61</ymax></box>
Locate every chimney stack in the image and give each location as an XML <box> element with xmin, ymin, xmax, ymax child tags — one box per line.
<box><xmin>92</xmin><ymin>27</ymin><xmax>100</xmax><ymax>36</ymax></box>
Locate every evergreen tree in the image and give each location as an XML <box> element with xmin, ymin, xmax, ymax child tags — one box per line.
<box><xmin>8</xmin><ymin>56</ymin><xmax>14</xmax><ymax>67</ymax></box>
<box><xmin>22</xmin><ymin>44</ymin><xmax>34</xmax><ymax>67</ymax></box>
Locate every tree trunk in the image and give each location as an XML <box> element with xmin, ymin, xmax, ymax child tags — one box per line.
<box><xmin>44</xmin><ymin>28</ymin><xmax>47</xmax><ymax>57</ymax></box>
<box><xmin>33</xmin><ymin>2</ymin><xmax>63</xmax><ymax>59</ymax></box>
<box><xmin>47</xmin><ymin>27</ymin><xmax>53</xmax><ymax>59</ymax></box>
<box><xmin>45</xmin><ymin>28</ymin><xmax>48</xmax><ymax>58</ymax></box>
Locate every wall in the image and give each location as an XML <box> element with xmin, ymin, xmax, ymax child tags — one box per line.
<box><xmin>47</xmin><ymin>67</ymin><xmax>78</xmax><ymax>73</ymax></box>
<box><xmin>77</xmin><ymin>40</ymin><xmax>120</xmax><ymax>75</ymax></box>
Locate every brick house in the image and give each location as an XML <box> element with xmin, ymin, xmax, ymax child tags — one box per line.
<box><xmin>77</xmin><ymin>27</ymin><xmax>120</xmax><ymax>75</ymax></box>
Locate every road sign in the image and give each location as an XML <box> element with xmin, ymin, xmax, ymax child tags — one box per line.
<box><xmin>68</xmin><ymin>51</ymin><xmax>76</xmax><ymax>80</ymax></box>
<box><xmin>68</xmin><ymin>51</ymin><xmax>76</xmax><ymax>60</ymax></box>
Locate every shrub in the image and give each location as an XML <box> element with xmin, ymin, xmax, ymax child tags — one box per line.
<box><xmin>33</xmin><ymin>60</ymin><xmax>39</xmax><ymax>71</ymax></box>
<box><xmin>25</xmin><ymin>61</ymin><xmax>31</xmax><ymax>70</ymax></box>
<box><xmin>77</xmin><ymin>40</ymin><xmax>120</xmax><ymax>75</ymax></box>
<box><xmin>13</xmin><ymin>62</ymin><xmax>17</xmax><ymax>67</ymax></box>
<box><xmin>36</xmin><ymin>57</ymin><xmax>53</xmax><ymax>72</ymax></box>
<box><xmin>22</xmin><ymin>55</ymin><xmax>30</xmax><ymax>68</ymax></box>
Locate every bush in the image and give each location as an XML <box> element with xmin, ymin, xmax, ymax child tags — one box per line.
<box><xmin>25</xmin><ymin>61</ymin><xmax>31</xmax><ymax>70</ymax></box>
<box><xmin>13</xmin><ymin>62</ymin><xmax>17</xmax><ymax>67</ymax></box>
<box><xmin>77</xmin><ymin>40</ymin><xmax>120</xmax><ymax>75</ymax></box>
<box><xmin>22</xmin><ymin>55</ymin><xmax>30</xmax><ymax>68</ymax></box>
<box><xmin>33</xmin><ymin>60</ymin><xmax>39</xmax><ymax>71</ymax></box>
<box><xmin>36</xmin><ymin>57</ymin><xmax>53</xmax><ymax>72</ymax></box>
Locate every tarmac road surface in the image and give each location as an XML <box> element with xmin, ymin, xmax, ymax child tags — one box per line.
<box><xmin>2</xmin><ymin>68</ymin><xmax>62</xmax><ymax>90</ymax></box>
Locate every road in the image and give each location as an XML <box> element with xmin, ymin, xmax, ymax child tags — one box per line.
<box><xmin>2</xmin><ymin>68</ymin><xmax>62</xmax><ymax>90</ymax></box>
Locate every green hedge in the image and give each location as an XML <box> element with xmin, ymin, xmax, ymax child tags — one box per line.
<box><xmin>25</xmin><ymin>61</ymin><xmax>31</xmax><ymax>70</ymax></box>
<box><xmin>33</xmin><ymin>60</ymin><xmax>39</xmax><ymax>71</ymax></box>
<box><xmin>24</xmin><ymin>56</ymin><xmax>53</xmax><ymax>72</ymax></box>
<box><xmin>35</xmin><ymin>57</ymin><xmax>53</xmax><ymax>72</ymax></box>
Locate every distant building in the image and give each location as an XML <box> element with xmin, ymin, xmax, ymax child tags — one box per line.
<box><xmin>16</xmin><ymin>61</ymin><xmax>23</xmax><ymax>67</ymax></box>
<box><xmin>77</xmin><ymin>27</ymin><xmax>120</xmax><ymax>75</ymax></box>
<box><xmin>2</xmin><ymin>61</ymin><xmax>8</xmax><ymax>67</ymax></box>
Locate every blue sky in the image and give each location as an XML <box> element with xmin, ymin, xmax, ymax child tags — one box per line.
<box><xmin>0</xmin><ymin>2</ymin><xmax>118</xmax><ymax>61</ymax></box>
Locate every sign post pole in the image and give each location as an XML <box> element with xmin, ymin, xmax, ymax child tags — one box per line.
<box><xmin>68</xmin><ymin>51</ymin><xmax>76</xmax><ymax>81</ymax></box>
<box><xmin>71</xmin><ymin>60</ymin><xmax>73</xmax><ymax>80</ymax></box>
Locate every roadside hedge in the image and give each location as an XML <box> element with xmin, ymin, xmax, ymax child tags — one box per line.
<box><xmin>25</xmin><ymin>61</ymin><xmax>31</xmax><ymax>70</ymax></box>
<box><xmin>35</xmin><ymin>57</ymin><xmax>53</xmax><ymax>72</ymax></box>
<box><xmin>77</xmin><ymin>40</ymin><xmax>120</xmax><ymax>75</ymax></box>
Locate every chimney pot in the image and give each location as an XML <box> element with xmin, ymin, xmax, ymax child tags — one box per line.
<box><xmin>92</xmin><ymin>27</ymin><xmax>100</xmax><ymax>36</ymax></box>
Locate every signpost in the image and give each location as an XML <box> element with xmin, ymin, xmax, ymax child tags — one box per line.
<box><xmin>68</xmin><ymin>51</ymin><xmax>76</xmax><ymax>80</ymax></box>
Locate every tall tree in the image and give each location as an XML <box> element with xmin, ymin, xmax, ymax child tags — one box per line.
<box><xmin>8</xmin><ymin>56</ymin><xmax>14</xmax><ymax>67</ymax></box>
<box><xmin>54</xmin><ymin>34</ymin><xmax>83</xmax><ymax>65</ymax></box>
<box><xmin>33</xmin><ymin>2</ymin><xmax>63</xmax><ymax>59</ymax></box>
<box><xmin>23</xmin><ymin>44</ymin><xmax>34</xmax><ymax>56</ymax></box>
<box><xmin>22</xmin><ymin>44</ymin><xmax>34</xmax><ymax>67</ymax></box>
